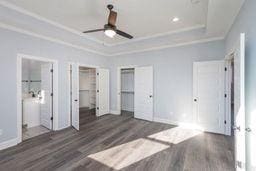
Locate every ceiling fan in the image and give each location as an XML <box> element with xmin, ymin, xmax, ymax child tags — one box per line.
<box><xmin>83</xmin><ymin>4</ymin><xmax>133</xmax><ymax>39</ymax></box>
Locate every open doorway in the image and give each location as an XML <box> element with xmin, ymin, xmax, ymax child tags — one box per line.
<box><xmin>17</xmin><ymin>55</ymin><xmax>58</xmax><ymax>143</ymax></box>
<box><xmin>120</xmin><ymin>68</ymin><xmax>135</xmax><ymax>117</ymax></box>
<box><xmin>79</xmin><ymin>67</ymin><xmax>97</xmax><ymax>126</ymax></box>
<box><xmin>69</xmin><ymin>63</ymin><xmax>110</xmax><ymax>131</ymax></box>
<box><xmin>117</xmin><ymin>66</ymin><xmax>154</xmax><ymax>121</ymax></box>
<box><xmin>22</xmin><ymin>59</ymin><xmax>52</xmax><ymax>140</ymax></box>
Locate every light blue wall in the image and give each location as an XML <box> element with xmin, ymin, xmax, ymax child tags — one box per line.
<box><xmin>225</xmin><ymin>0</ymin><xmax>256</xmax><ymax>170</ymax></box>
<box><xmin>110</xmin><ymin>40</ymin><xmax>225</xmax><ymax>123</ymax></box>
<box><xmin>0</xmin><ymin>28</ymin><xmax>112</xmax><ymax>143</ymax></box>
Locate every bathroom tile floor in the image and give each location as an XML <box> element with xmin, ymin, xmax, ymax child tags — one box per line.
<box><xmin>22</xmin><ymin>125</ymin><xmax>50</xmax><ymax>141</ymax></box>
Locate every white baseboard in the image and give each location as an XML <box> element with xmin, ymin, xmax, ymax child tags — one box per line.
<box><xmin>153</xmin><ymin>117</ymin><xmax>179</xmax><ymax>125</ymax></box>
<box><xmin>110</xmin><ymin>110</ymin><xmax>121</xmax><ymax>115</ymax></box>
<box><xmin>153</xmin><ymin>117</ymin><xmax>207</xmax><ymax>132</ymax></box>
<box><xmin>0</xmin><ymin>138</ymin><xmax>18</xmax><ymax>151</ymax></box>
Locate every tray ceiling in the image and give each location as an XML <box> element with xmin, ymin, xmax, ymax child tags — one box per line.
<box><xmin>0</xmin><ymin>0</ymin><xmax>245</xmax><ymax>56</ymax></box>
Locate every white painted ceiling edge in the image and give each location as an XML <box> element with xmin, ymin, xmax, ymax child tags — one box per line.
<box><xmin>0</xmin><ymin>0</ymin><xmax>245</xmax><ymax>57</ymax></box>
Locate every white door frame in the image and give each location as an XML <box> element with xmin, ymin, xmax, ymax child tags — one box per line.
<box><xmin>17</xmin><ymin>54</ymin><xmax>59</xmax><ymax>143</ymax></box>
<box><xmin>224</xmin><ymin>53</ymin><xmax>235</xmax><ymax>136</ymax></box>
<box><xmin>67</xmin><ymin>62</ymin><xmax>99</xmax><ymax>127</ymax></box>
<box><xmin>117</xmin><ymin>65</ymin><xmax>137</xmax><ymax>115</ymax></box>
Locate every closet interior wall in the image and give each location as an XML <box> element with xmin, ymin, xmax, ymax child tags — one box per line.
<box><xmin>79</xmin><ymin>67</ymin><xmax>96</xmax><ymax>109</ymax></box>
<box><xmin>121</xmin><ymin>68</ymin><xmax>135</xmax><ymax>113</ymax></box>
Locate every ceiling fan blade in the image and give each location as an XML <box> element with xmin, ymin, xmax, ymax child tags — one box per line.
<box><xmin>108</xmin><ymin>11</ymin><xmax>117</xmax><ymax>26</ymax></box>
<box><xmin>116</xmin><ymin>30</ymin><xmax>133</xmax><ymax>39</ymax></box>
<box><xmin>83</xmin><ymin>29</ymin><xmax>104</xmax><ymax>33</ymax></box>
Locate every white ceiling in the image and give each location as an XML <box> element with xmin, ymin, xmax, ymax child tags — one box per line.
<box><xmin>0</xmin><ymin>0</ymin><xmax>245</xmax><ymax>56</ymax></box>
<box><xmin>6</xmin><ymin>0</ymin><xmax>209</xmax><ymax>44</ymax></box>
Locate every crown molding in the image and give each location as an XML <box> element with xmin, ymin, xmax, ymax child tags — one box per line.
<box><xmin>0</xmin><ymin>0</ymin><xmax>208</xmax><ymax>48</ymax></box>
<box><xmin>105</xmin><ymin>25</ymin><xmax>206</xmax><ymax>47</ymax></box>
<box><xmin>0</xmin><ymin>21</ymin><xmax>225</xmax><ymax>57</ymax></box>
<box><xmin>0</xmin><ymin>21</ymin><xmax>224</xmax><ymax>57</ymax></box>
<box><xmin>111</xmin><ymin>37</ymin><xmax>225</xmax><ymax>56</ymax></box>
<box><xmin>0</xmin><ymin>22</ymin><xmax>109</xmax><ymax>56</ymax></box>
<box><xmin>0</xmin><ymin>0</ymin><xmax>104</xmax><ymax>45</ymax></box>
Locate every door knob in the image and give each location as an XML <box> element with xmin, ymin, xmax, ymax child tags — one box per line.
<box><xmin>74</xmin><ymin>99</ymin><xmax>78</xmax><ymax>102</ymax></box>
<box><xmin>245</xmin><ymin>128</ymin><xmax>252</xmax><ymax>132</ymax></box>
<box><xmin>232</xmin><ymin>126</ymin><xmax>241</xmax><ymax>131</ymax></box>
<box><xmin>194</xmin><ymin>99</ymin><xmax>197</xmax><ymax>102</ymax></box>
<box><xmin>149</xmin><ymin>95</ymin><xmax>153</xmax><ymax>98</ymax></box>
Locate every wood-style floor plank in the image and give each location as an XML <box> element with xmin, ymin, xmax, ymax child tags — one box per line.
<box><xmin>0</xmin><ymin>113</ymin><xmax>234</xmax><ymax>171</ymax></box>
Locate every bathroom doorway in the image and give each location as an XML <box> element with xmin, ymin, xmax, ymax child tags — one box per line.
<box><xmin>17</xmin><ymin>54</ymin><xmax>58</xmax><ymax>143</ymax></box>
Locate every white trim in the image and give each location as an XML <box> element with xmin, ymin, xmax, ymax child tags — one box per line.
<box><xmin>113</xmin><ymin>37</ymin><xmax>225</xmax><ymax>56</ymax></box>
<box><xmin>153</xmin><ymin>117</ymin><xmax>205</xmax><ymax>131</ymax></box>
<box><xmin>0</xmin><ymin>22</ymin><xmax>224</xmax><ymax>57</ymax></box>
<box><xmin>224</xmin><ymin>58</ymin><xmax>233</xmax><ymax>136</ymax></box>
<box><xmin>0</xmin><ymin>1</ymin><xmax>225</xmax><ymax>56</ymax></box>
<box><xmin>0</xmin><ymin>0</ymin><xmax>102</xmax><ymax>45</ymax></box>
<box><xmin>68</xmin><ymin>62</ymin><xmax>100</xmax><ymax>127</ymax></box>
<box><xmin>0</xmin><ymin>138</ymin><xmax>18</xmax><ymax>151</ymax></box>
<box><xmin>0</xmin><ymin>22</ymin><xmax>107</xmax><ymax>56</ymax></box>
<box><xmin>107</xmin><ymin>25</ymin><xmax>206</xmax><ymax>47</ymax></box>
<box><xmin>153</xmin><ymin>117</ymin><xmax>177</xmax><ymax>125</ymax></box>
<box><xmin>110</xmin><ymin>110</ymin><xmax>121</xmax><ymax>115</ymax></box>
<box><xmin>17</xmin><ymin>54</ymin><xmax>59</xmax><ymax>144</ymax></box>
<box><xmin>117</xmin><ymin>65</ymin><xmax>137</xmax><ymax>115</ymax></box>
<box><xmin>0</xmin><ymin>0</ymin><xmax>208</xmax><ymax>48</ymax></box>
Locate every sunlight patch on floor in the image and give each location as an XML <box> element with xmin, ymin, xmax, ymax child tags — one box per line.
<box><xmin>147</xmin><ymin>127</ymin><xmax>202</xmax><ymax>144</ymax></box>
<box><xmin>88</xmin><ymin>138</ymin><xmax>169</xmax><ymax>170</ymax></box>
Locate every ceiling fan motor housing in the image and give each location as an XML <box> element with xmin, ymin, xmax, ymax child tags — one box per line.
<box><xmin>107</xmin><ymin>4</ymin><xmax>114</xmax><ymax>11</ymax></box>
<box><xmin>104</xmin><ymin>24</ymin><xmax>116</xmax><ymax>31</ymax></box>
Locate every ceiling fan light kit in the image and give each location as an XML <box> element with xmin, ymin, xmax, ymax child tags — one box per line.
<box><xmin>104</xmin><ymin>24</ymin><xmax>116</xmax><ymax>38</ymax></box>
<box><xmin>83</xmin><ymin>4</ymin><xmax>133</xmax><ymax>39</ymax></box>
<box><xmin>104</xmin><ymin>29</ymin><xmax>116</xmax><ymax>38</ymax></box>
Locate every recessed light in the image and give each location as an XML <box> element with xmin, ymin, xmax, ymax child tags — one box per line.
<box><xmin>172</xmin><ymin>17</ymin><xmax>180</xmax><ymax>22</ymax></box>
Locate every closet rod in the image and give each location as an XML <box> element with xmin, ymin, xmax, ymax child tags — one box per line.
<box><xmin>22</xmin><ymin>80</ymin><xmax>41</xmax><ymax>82</ymax></box>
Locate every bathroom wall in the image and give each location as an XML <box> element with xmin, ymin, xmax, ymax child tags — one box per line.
<box><xmin>22</xmin><ymin>59</ymin><xmax>44</xmax><ymax>96</ymax></box>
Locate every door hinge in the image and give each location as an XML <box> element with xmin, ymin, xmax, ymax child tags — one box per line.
<box><xmin>224</xmin><ymin>120</ymin><xmax>227</xmax><ymax>124</ymax></box>
<box><xmin>97</xmin><ymin>73</ymin><xmax>99</xmax><ymax>76</ymax></box>
<box><xmin>97</xmin><ymin>90</ymin><xmax>99</xmax><ymax>93</ymax></box>
<box><xmin>50</xmin><ymin>69</ymin><xmax>53</xmax><ymax>73</ymax></box>
<box><xmin>51</xmin><ymin>117</ymin><xmax>53</xmax><ymax>121</ymax></box>
<box><xmin>224</xmin><ymin>94</ymin><xmax>227</xmax><ymax>98</ymax></box>
<box><xmin>236</xmin><ymin>161</ymin><xmax>242</xmax><ymax>168</ymax></box>
<box><xmin>97</xmin><ymin>107</ymin><xmax>99</xmax><ymax>110</ymax></box>
<box><xmin>225</xmin><ymin>67</ymin><xmax>227</xmax><ymax>71</ymax></box>
<box><xmin>51</xmin><ymin>93</ymin><xmax>53</xmax><ymax>96</ymax></box>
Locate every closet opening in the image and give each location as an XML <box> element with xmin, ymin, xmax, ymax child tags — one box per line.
<box><xmin>120</xmin><ymin>68</ymin><xmax>135</xmax><ymax>117</ymax></box>
<box><xmin>79</xmin><ymin>66</ymin><xmax>97</xmax><ymax>127</ymax></box>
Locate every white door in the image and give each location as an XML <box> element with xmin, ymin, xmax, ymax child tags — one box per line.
<box><xmin>96</xmin><ymin>69</ymin><xmax>110</xmax><ymax>116</ymax></box>
<box><xmin>234</xmin><ymin>33</ymin><xmax>246</xmax><ymax>171</ymax></box>
<box><xmin>193</xmin><ymin>61</ymin><xmax>225</xmax><ymax>134</ymax></box>
<box><xmin>71</xmin><ymin>63</ymin><xmax>79</xmax><ymax>130</ymax></box>
<box><xmin>134</xmin><ymin>66</ymin><xmax>153</xmax><ymax>121</ymax></box>
<box><xmin>40</xmin><ymin>63</ymin><xmax>53</xmax><ymax>129</ymax></box>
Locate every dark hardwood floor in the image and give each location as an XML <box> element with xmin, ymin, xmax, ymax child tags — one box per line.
<box><xmin>79</xmin><ymin>107</ymin><xmax>97</xmax><ymax>126</ymax></box>
<box><xmin>0</xmin><ymin>113</ymin><xmax>234</xmax><ymax>171</ymax></box>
